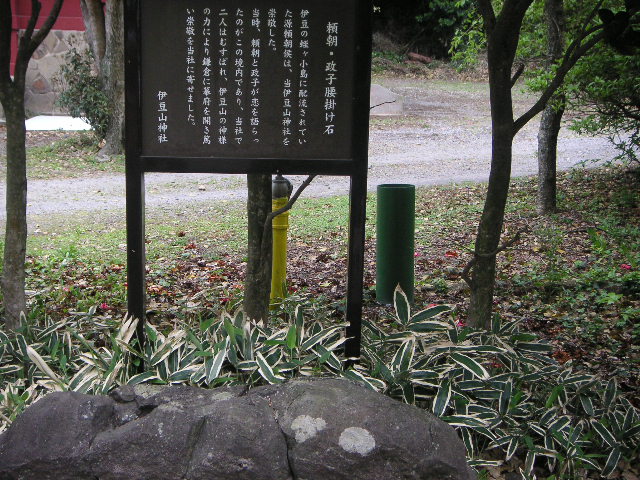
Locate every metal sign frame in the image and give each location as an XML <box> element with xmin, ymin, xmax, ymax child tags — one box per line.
<box><xmin>124</xmin><ymin>0</ymin><xmax>372</xmax><ymax>358</ymax></box>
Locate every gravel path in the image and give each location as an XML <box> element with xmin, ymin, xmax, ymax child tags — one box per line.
<box><xmin>0</xmin><ymin>77</ymin><xmax>618</xmax><ymax>227</ymax></box>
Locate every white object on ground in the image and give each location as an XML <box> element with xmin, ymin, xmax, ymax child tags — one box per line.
<box><xmin>25</xmin><ymin>115</ymin><xmax>91</xmax><ymax>131</ymax></box>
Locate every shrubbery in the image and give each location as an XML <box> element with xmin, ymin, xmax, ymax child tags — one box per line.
<box><xmin>1</xmin><ymin>288</ymin><xmax>638</xmax><ymax>478</ymax></box>
<box><xmin>56</xmin><ymin>49</ymin><xmax>111</xmax><ymax>141</ymax></box>
<box><xmin>568</xmin><ymin>48</ymin><xmax>640</xmax><ymax>166</ymax></box>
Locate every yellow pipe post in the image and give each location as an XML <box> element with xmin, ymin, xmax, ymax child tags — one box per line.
<box><xmin>270</xmin><ymin>196</ymin><xmax>290</xmax><ymax>306</ymax></box>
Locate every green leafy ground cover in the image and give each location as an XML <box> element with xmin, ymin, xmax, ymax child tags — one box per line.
<box><xmin>1</xmin><ymin>288</ymin><xmax>638</xmax><ymax>478</ymax></box>
<box><xmin>11</xmin><ymin>165</ymin><xmax>638</xmax><ymax>397</ymax></box>
<box><xmin>1</xmin><ymin>131</ymin><xmax>639</xmax><ymax>477</ymax></box>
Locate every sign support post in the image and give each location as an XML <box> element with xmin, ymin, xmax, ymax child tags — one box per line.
<box><xmin>124</xmin><ymin>0</ymin><xmax>147</xmax><ymax>346</ymax></box>
<box><xmin>344</xmin><ymin>172</ymin><xmax>367</xmax><ymax>359</ymax></box>
<box><xmin>125</xmin><ymin>169</ymin><xmax>146</xmax><ymax>344</ymax></box>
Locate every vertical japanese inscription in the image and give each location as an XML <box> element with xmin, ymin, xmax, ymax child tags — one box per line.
<box><xmin>250</xmin><ymin>8</ymin><xmax>261</xmax><ymax>143</ymax></box>
<box><xmin>218</xmin><ymin>8</ymin><xmax>229</xmax><ymax>145</ymax></box>
<box><xmin>297</xmin><ymin>9</ymin><xmax>310</xmax><ymax>145</ymax></box>
<box><xmin>324</xmin><ymin>21</ymin><xmax>338</xmax><ymax>136</ymax></box>
<box><xmin>202</xmin><ymin>8</ymin><xmax>212</xmax><ymax>145</ymax></box>
<box><xmin>141</xmin><ymin>0</ymin><xmax>358</xmax><ymax>159</ymax></box>
<box><xmin>234</xmin><ymin>8</ymin><xmax>245</xmax><ymax>145</ymax></box>
<box><xmin>281</xmin><ymin>9</ymin><xmax>293</xmax><ymax>146</ymax></box>
<box><xmin>157</xmin><ymin>91</ymin><xmax>168</xmax><ymax>143</ymax></box>
<box><xmin>186</xmin><ymin>10</ymin><xmax>196</xmax><ymax>127</ymax></box>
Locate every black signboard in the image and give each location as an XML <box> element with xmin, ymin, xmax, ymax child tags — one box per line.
<box><xmin>127</xmin><ymin>0</ymin><xmax>372</xmax><ymax>174</ymax></box>
<box><xmin>141</xmin><ymin>0</ymin><xmax>357</xmax><ymax>160</ymax></box>
<box><xmin>125</xmin><ymin>0</ymin><xmax>372</xmax><ymax>358</ymax></box>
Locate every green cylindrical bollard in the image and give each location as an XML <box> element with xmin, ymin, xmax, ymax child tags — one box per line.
<box><xmin>376</xmin><ymin>184</ymin><xmax>415</xmax><ymax>305</ymax></box>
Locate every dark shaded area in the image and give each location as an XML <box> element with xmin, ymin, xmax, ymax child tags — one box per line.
<box><xmin>372</xmin><ymin>0</ymin><xmax>472</xmax><ymax>58</ymax></box>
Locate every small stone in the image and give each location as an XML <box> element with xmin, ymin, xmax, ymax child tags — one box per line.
<box><xmin>450</xmin><ymin>280</ymin><xmax>470</xmax><ymax>294</ymax></box>
<box><xmin>110</xmin><ymin>385</ymin><xmax>136</xmax><ymax>403</ymax></box>
<box><xmin>30</xmin><ymin>75</ymin><xmax>52</xmax><ymax>95</ymax></box>
<box><xmin>44</xmin><ymin>32</ymin><xmax>60</xmax><ymax>50</ymax></box>
<box><xmin>52</xmin><ymin>38</ymin><xmax>70</xmax><ymax>54</ymax></box>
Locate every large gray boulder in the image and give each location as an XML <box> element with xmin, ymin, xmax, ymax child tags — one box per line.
<box><xmin>0</xmin><ymin>378</ymin><xmax>475</xmax><ymax>480</ymax></box>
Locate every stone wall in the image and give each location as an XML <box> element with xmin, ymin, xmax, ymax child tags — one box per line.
<box><xmin>24</xmin><ymin>29</ymin><xmax>87</xmax><ymax>116</ymax></box>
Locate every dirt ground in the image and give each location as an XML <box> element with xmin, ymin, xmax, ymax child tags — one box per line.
<box><xmin>0</xmin><ymin>76</ymin><xmax>619</xmax><ymax>230</ymax></box>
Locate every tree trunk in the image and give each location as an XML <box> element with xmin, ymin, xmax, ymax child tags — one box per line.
<box><xmin>537</xmin><ymin>99</ymin><xmax>565</xmax><ymax>214</ymax></box>
<box><xmin>80</xmin><ymin>0</ymin><xmax>124</xmax><ymax>156</ymax></box>
<box><xmin>244</xmin><ymin>174</ymin><xmax>273</xmax><ymax>322</ymax></box>
<box><xmin>537</xmin><ymin>0</ymin><xmax>566</xmax><ymax>215</ymax></box>
<box><xmin>468</xmin><ymin>93</ymin><xmax>515</xmax><ymax>328</ymax></box>
<box><xmin>1</xmin><ymin>93</ymin><xmax>28</xmax><ymax>331</ymax></box>
<box><xmin>467</xmin><ymin>13</ymin><xmax>520</xmax><ymax>329</ymax></box>
<box><xmin>468</xmin><ymin>0</ymin><xmax>607</xmax><ymax>328</ymax></box>
<box><xmin>99</xmin><ymin>0</ymin><xmax>124</xmax><ymax>156</ymax></box>
<box><xmin>80</xmin><ymin>0</ymin><xmax>106</xmax><ymax>72</ymax></box>
<box><xmin>1</xmin><ymin>0</ymin><xmax>63</xmax><ymax>330</ymax></box>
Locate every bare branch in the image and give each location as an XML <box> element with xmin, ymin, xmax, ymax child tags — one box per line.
<box><xmin>462</xmin><ymin>231</ymin><xmax>523</xmax><ymax>288</ymax></box>
<box><xmin>511</xmin><ymin>63</ymin><xmax>525</xmax><ymax>87</ymax></box>
<box><xmin>30</xmin><ymin>0</ymin><xmax>64</xmax><ymax>52</ymax></box>
<box><xmin>22</xmin><ymin>0</ymin><xmax>42</xmax><ymax>47</ymax></box>
<box><xmin>511</xmin><ymin>0</ymin><xmax>633</xmax><ymax>134</ymax></box>
<box><xmin>513</xmin><ymin>29</ymin><xmax>604</xmax><ymax>134</ymax></box>
<box><xmin>0</xmin><ymin>0</ymin><xmax>12</xmax><ymax>95</ymax></box>
<box><xmin>14</xmin><ymin>0</ymin><xmax>63</xmax><ymax>84</ymax></box>
<box><xmin>576</xmin><ymin>0</ymin><xmax>607</xmax><ymax>42</ymax></box>
<box><xmin>476</xmin><ymin>0</ymin><xmax>497</xmax><ymax>31</ymax></box>
<box><xmin>461</xmin><ymin>260</ymin><xmax>474</xmax><ymax>290</ymax></box>
<box><xmin>271</xmin><ymin>175</ymin><xmax>316</xmax><ymax>219</ymax></box>
<box><xmin>619</xmin><ymin>105</ymin><xmax>640</xmax><ymax>121</ymax></box>
<box><xmin>259</xmin><ymin>175</ymin><xmax>317</xmax><ymax>267</ymax></box>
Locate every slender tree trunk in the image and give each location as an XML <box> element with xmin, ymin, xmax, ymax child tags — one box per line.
<box><xmin>467</xmin><ymin>9</ymin><xmax>521</xmax><ymax>328</ymax></box>
<box><xmin>537</xmin><ymin>99</ymin><xmax>565</xmax><ymax>214</ymax></box>
<box><xmin>99</xmin><ymin>0</ymin><xmax>124</xmax><ymax>156</ymax></box>
<box><xmin>1</xmin><ymin>0</ymin><xmax>63</xmax><ymax>329</ymax></box>
<box><xmin>1</xmin><ymin>96</ymin><xmax>28</xmax><ymax>330</ymax></box>
<box><xmin>537</xmin><ymin>0</ymin><xmax>566</xmax><ymax>215</ymax></box>
<box><xmin>468</xmin><ymin>82</ymin><xmax>515</xmax><ymax>328</ymax></box>
<box><xmin>244</xmin><ymin>174</ymin><xmax>273</xmax><ymax>322</ymax></box>
<box><xmin>468</xmin><ymin>0</ymin><xmax>607</xmax><ymax>328</ymax></box>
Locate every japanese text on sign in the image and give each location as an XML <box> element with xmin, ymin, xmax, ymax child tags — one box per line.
<box><xmin>140</xmin><ymin>0</ymin><xmax>357</xmax><ymax>159</ymax></box>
